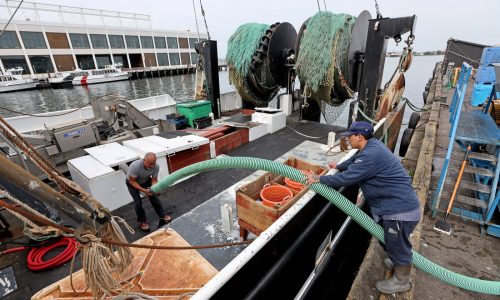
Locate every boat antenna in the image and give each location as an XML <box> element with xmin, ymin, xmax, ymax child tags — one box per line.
<box><xmin>374</xmin><ymin>0</ymin><xmax>383</xmax><ymax>18</ymax></box>
<box><xmin>323</xmin><ymin>0</ymin><xmax>328</xmax><ymax>11</ymax></box>
<box><xmin>0</xmin><ymin>0</ymin><xmax>24</xmax><ymax>39</ymax></box>
<box><xmin>199</xmin><ymin>0</ymin><xmax>211</xmax><ymax>40</ymax></box>
<box><xmin>191</xmin><ymin>0</ymin><xmax>201</xmax><ymax>39</ymax></box>
<box><xmin>316</xmin><ymin>0</ymin><xmax>321</xmax><ymax>11</ymax></box>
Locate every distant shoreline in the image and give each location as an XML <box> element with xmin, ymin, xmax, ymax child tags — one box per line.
<box><xmin>386</xmin><ymin>51</ymin><xmax>445</xmax><ymax>57</ymax></box>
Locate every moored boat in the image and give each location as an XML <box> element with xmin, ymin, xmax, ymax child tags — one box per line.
<box><xmin>72</xmin><ymin>64</ymin><xmax>129</xmax><ymax>85</ymax></box>
<box><xmin>48</xmin><ymin>64</ymin><xmax>130</xmax><ymax>87</ymax></box>
<box><xmin>0</xmin><ymin>67</ymin><xmax>38</xmax><ymax>93</ymax></box>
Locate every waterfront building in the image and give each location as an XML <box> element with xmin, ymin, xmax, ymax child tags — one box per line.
<box><xmin>0</xmin><ymin>1</ymin><xmax>207</xmax><ymax>78</ymax></box>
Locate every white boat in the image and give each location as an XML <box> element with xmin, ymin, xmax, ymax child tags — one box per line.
<box><xmin>0</xmin><ymin>67</ymin><xmax>38</xmax><ymax>93</ymax></box>
<box><xmin>48</xmin><ymin>71</ymin><xmax>74</xmax><ymax>87</ymax></box>
<box><xmin>71</xmin><ymin>64</ymin><xmax>130</xmax><ymax>86</ymax></box>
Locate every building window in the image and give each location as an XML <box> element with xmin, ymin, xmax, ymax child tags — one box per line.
<box><xmin>20</xmin><ymin>32</ymin><xmax>47</xmax><ymax>49</ymax></box>
<box><xmin>167</xmin><ymin>37</ymin><xmax>178</xmax><ymax>49</ymax></box>
<box><xmin>0</xmin><ymin>31</ymin><xmax>21</xmax><ymax>49</ymax></box>
<box><xmin>46</xmin><ymin>32</ymin><xmax>70</xmax><ymax>49</ymax></box>
<box><xmin>108</xmin><ymin>35</ymin><xmax>125</xmax><ymax>49</ymax></box>
<box><xmin>140</xmin><ymin>36</ymin><xmax>154</xmax><ymax>49</ymax></box>
<box><xmin>125</xmin><ymin>36</ymin><xmax>140</xmax><ymax>48</ymax></box>
<box><xmin>75</xmin><ymin>55</ymin><xmax>95</xmax><ymax>69</ymax></box>
<box><xmin>112</xmin><ymin>55</ymin><xmax>129</xmax><ymax>68</ymax></box>
<box><xmin>189</xmin><ymin>38</ymin><xmax>198</xmax><ymax>49</ymax></box>
<box><xmin>157</xmin><ymin>53</ymin><xmax>169</xmax><ymax>66</ymax></box>
<box><xmin>169</xmin><ymin>53</ymin><xmax>180</xmax><ymax>65</ymax></box>
<box><xmin>53</xmin><ymin>55</ymin><xmax>75</xmax><ymax>71</ymax></box>
<box><xmin>90</xmin><ymin>34</ymin><xmax>108</xmax><ymax>49</ymax></box>
<box><xmin>1</xmin><ymin>56</ymin><xmax>29</xmax><ymax>74</ymax></box>
<box><xmin>154</xmin><ymin>36</ymin><xmax>166</xmax><ymax>49</ymax></box>
<box><xmin>178</xmin><ymin>37</ymin><xmax>188</xmax><ymax>49</ymax></box>
<box><xmin>29</xmin><ymin>55</ymin><xmax>54</xmax><ymax>73</ymax></box>
<box><xmin>95</xmin><ymin>55</ymin><xmax>111</xmax><ymax>69</ymax></box>
<box><xmin>69</xmin><ymin>33</ymin><xmax>90</xmax><ymax>49</ymax></box>
<box><xmin>190</xmin><ymin>52</ymin><xmax>199</xmax><ymax>64</ymax></box>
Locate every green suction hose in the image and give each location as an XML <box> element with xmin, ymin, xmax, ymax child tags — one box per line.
<box><xmin>151</xmin><ymin>157</ymin><xmax>500</xmax><ymax>295</ymax></box>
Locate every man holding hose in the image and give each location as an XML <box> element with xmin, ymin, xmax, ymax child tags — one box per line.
<box><xmin>305</xmin><ymin>121</ymin><xmax>420</xmax><ymax>294</ymax></box>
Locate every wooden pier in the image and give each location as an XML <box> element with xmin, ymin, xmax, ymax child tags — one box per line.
<box><xmin>124</xmin><ymin>63</ymin><xmax>228</xmax><ymax>79</ymax></box>
<box><xmin>347</xmin><ymin>63</ymin><xmax>499</xmax><ymax>300</ymax></box>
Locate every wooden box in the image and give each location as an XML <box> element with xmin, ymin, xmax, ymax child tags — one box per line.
<box><xmin>236</xmin><ymin>157</ymin><xmax>327</xmax><ymax>239</ymax></box>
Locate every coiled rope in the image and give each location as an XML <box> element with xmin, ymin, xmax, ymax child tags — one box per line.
<box><xmin>151</xmin><ymin>157</ymin><xmax>500</xmax><ymax>295</ymax></box>
<box><xmin>0</xmin><ymin>198</ymin><xmax>252</xmax><ymax>298</ymax></box>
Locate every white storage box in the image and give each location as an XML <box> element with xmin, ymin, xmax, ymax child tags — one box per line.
<box><xmin>251</xmin><ymin>108</ymin><xmax>287</xmax><ymax>133</ymax></box>
<box><xmin>143</xmin><ymin>135</ymin><xmax>211</xmax><ymax>172</ymax></box>
<box><xmin>249</xmin><ymin>122</ymin><xmax>269</xmax><ymax>141</ymax></box>
<box><xmin>84</xmin><ymin>142</ymin><xmax>139</xmax><ymax>167</ymax></box>
<box><xmin>144</xmin><ymin>135</ymin><xmax>209</xmax><ymax>155</ymax></box>
<box><xmin>122</xmin><ymin>138</ymin><xmax>169</xmax><ymax>180</ymax></box>
<box><xmin>67</xmin><ymin>156</ymin><xmax>133</xmax><ymax>211</ymax></box>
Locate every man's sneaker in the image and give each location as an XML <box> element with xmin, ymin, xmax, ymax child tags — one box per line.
<box><xmin>158</xmin><ymin>215</ymin><xmax>172</xmax><ymax>227</ymax></box>
<box><xmin>139</xmin><ymin>222</ymin><xmax>150</xmax><ymax>232</ymax></box>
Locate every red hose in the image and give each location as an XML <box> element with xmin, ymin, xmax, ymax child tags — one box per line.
<box><xmin>0</xmin><ymin>246</ymin><xmax>29</xmax><ymax>255</ymax></box>
<box><xmin>27</xmin><ymin>237</ymin><xmax>78</xmax><ymax>271</ymax></box>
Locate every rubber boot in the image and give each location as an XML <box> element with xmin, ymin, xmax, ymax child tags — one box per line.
<box><xmin>375</xmin><ymin>264</ymin><xmax>411</xmax><ymax>294</ymax></box>
<box><xmin>383</xmin><ymin>258</ymin><xmax>394</xmax><ymax>270</ymax></box>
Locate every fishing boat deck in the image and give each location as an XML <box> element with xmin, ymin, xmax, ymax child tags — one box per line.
<box><xmin>0</xmin><ymin>118</ymin><xmax>345</xmax><ymax>299</ymax></box>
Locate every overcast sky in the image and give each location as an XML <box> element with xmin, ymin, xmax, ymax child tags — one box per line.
<box><xmin>16</xmin><ymin>0</ymin><xmax>500</xmax><ymax>57</ymax></box>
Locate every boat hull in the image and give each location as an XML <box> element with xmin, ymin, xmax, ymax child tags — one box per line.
<box><xmin>73</xmin><ymin>74</ymin><xmax>130</xmax><ymax>85</ymax></box>
<box><xmin>0</xmin><ymin>81</ymin><xmax>38</xmax><ymax>93</ymax></box>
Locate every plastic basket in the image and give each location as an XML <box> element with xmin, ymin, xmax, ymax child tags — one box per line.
<box><xmin>176</xmin><ymin>100</ymin><xmax>212</xmax><ymax>127</ymax></box>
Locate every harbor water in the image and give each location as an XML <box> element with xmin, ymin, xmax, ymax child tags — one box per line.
<box><xmin>0</xmin><ymin>56</ymin><xmax>444</xmax><ymax>128</ymax></box>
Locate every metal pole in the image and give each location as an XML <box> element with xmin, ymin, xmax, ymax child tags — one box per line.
<box><xmin>0</xmin><ymin>154</ymin><xmax>94</xmax><ymax>226</ymax></box>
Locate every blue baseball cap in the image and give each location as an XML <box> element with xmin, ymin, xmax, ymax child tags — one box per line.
<box><xmin>341</xmin><ymin>121</ymin><xmax>374</xmax><ymax>137</ymax></box>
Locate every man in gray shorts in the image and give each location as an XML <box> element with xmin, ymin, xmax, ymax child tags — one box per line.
<box><xmin>126</xmin><ymin>152</ymin><xmax>172</xmax><ymax>232</ymax></box>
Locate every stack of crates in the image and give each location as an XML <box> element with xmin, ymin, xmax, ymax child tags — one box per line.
<box><xmin>471</xmin><ymin>47</ymin><xmax>500</xmax><ymax>106</ymax></box>
<box><xmin>176</xmin><ymin>100</ymin><xmax>212</xmax><ymax>128</ymax></box>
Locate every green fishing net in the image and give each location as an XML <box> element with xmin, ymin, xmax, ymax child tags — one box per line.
<box><xmin>226</xmin><ymin>23</ymin><xmax>270</xmax><ymax>104</ymax></box>
<box><xmin>296</xmin><ymin>11</ymin><xmax>355</xmax><ymax>104</ymax></box>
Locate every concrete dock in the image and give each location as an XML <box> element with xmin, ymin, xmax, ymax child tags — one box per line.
<box><xmin>347</xmin><ymin>63</ymin><xmax>499</xmax><ymax>299</ymax></box>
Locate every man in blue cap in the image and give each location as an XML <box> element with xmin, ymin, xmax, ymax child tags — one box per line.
<box><xmin>306</xmin><ymin>121</ymin><xmax>420</xmax><ymax>294</ymax></box>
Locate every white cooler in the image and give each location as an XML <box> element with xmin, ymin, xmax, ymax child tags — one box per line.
<box><xmin>84</xmin><ymin>142</ymin><xmax>139</xmax><ymax>168</ymax></box>
<box><xmin>67</xmin><ymin>156</ymin><xmax>133</xmax><ymax>211</ymax></box>
<box><xmin>122</xmin><ymin>137</ymin><xmax>169</xmax><ymax>180</ymax></box>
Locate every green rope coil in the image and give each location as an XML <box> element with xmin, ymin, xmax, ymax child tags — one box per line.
<box><xmin>296</xmin><ymin>12</ymin><xmax>355</xmax><ymax>96</ymax></box>
<box><xmin>226</xmin><ymin>23</ymin><xmax>271</xmax><ymax>105</ymax></box>
<box><xmin>152</xmin><ymin>157</ymin><xmax>500</xmax><ymax>295</ymax></box>
<box><xmin>226</xmin><ymin>23</ymin><xmax>269</xmax><ymax>77</ymax></box>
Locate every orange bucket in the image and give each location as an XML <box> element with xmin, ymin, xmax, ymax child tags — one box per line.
<box><xmin>284</xmin><ymin>177</ymin><xmax>305</xmax><ymax>190</ymax></box>
<box><xmin>285</xmin><ymin>171</ymin><xmax>313</xmax><ymax>191</ymax></box>
<box><xmin>260</xmin><ymin>184</ymin><xmax>293</xmax><ymax>208</ymax></box>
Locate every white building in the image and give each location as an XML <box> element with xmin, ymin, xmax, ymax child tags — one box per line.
<box><xmin>0</xmin><ymin>1</ymin><xmax>207</xmax><ymax>78</ymax></box>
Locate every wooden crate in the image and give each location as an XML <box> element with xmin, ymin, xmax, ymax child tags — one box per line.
<box><xmin>236</xmin><ymin>157</ymin><xmax>327</xmax><ymax>239</ymax></box>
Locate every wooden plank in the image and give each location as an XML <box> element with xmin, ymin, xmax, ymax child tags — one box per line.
<box><xmin>464</xmin><ymin>165</ymin><xmax>495</xmax><ymax>177</ymax></box>
<box><xmin>460</xmin><ymin>180</ymin><xmax>491</xmax><ymax>194</ymax></box>
<box><xmin>468</xmin><ymin>152</ymin><xmax>497</xmax><ymax>162</ymax></box>
<box><xmin>456</xmin><ymin>195</ymin><xmax>488</xmax><ymax>208</ymax></box>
